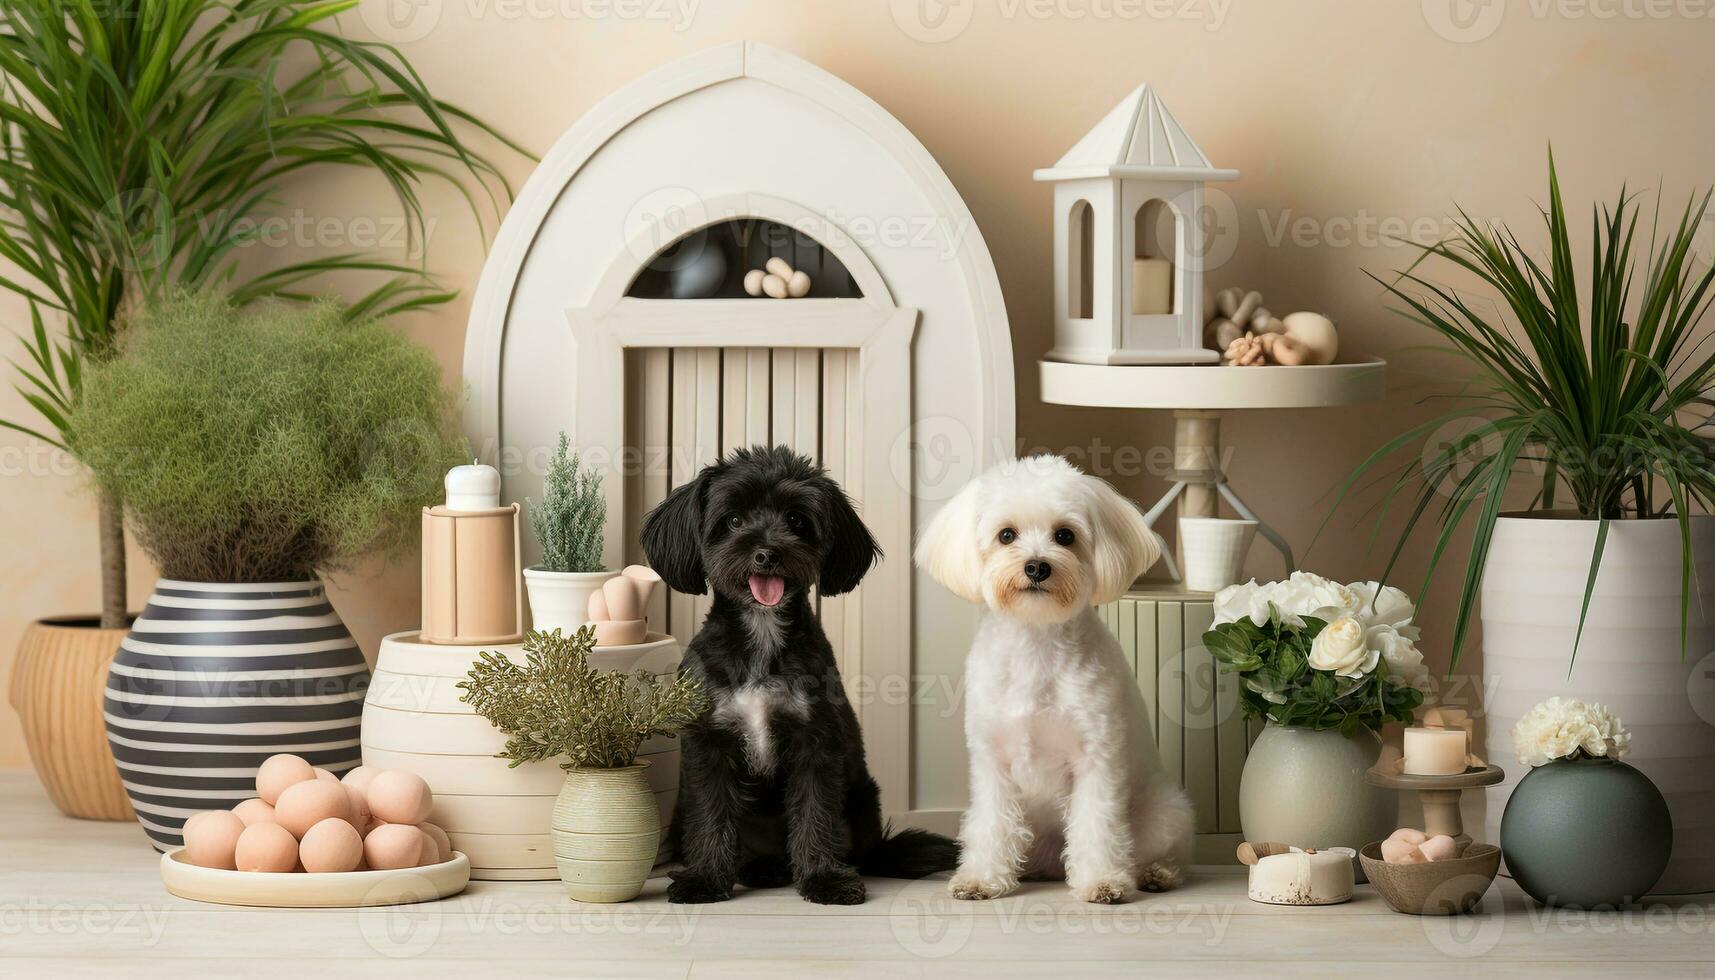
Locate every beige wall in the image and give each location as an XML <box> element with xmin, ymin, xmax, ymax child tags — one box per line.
<box><xmin>4</xmin><ymin>0</ymin><xmax>1713</xmax><ymax>769</ymax></box>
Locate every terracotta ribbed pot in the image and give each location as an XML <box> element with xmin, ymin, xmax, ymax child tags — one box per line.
<box><xmin>9</xmin><ymin>618</ymin><xmax>134</xmax><ymax>820</ymax></box>
<box><xmin>551</xmin><ymin>763</ymin><xmax>660</xmax><ymax>903</ymax></box>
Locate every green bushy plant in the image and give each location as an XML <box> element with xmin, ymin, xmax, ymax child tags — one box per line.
<box><xmin>459</xmin><ymin>627</ymin><xmax>708</xmax><ymax>771</ymax></box>
<box><xmin>0</xmin><ymin>0</ymin><xmax>522</xmax><ymax>624</ymax></box>
<box><xmin>529</xmin><ymin>432</ymin><xmax>607</xmax><ymax>573</ymax></box>
<box><xmin>69</xmin><ymin>290</ymin><xmax>466</xmax><ymax>582</ymax></box>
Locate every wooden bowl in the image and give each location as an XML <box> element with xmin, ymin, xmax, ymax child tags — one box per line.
<box><xmin>1359</xmin><ymin>842</ymin><xmax>1500</xmax><ymax>915</ymax></box>
<box><xmin>161</xmin><ymin>850</ymin><xmax>470</xmax><ymax>907</ymax></box>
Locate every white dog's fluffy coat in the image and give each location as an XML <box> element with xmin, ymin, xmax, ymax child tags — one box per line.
<box><xmin>916</xmin><ymin>455</ymin><xmax>1194</xmax><ymax>904</ymax></box>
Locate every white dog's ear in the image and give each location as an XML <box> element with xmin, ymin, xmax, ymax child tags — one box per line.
<box><xmin>1085</xmin><ymin>474</ymin><xmax>1161</xmax><ymax>605</ymax></box>
<box><xmin>914</xmin><ymin>480</ymin><xmax>985</xmax><ymax>604</ymax></box>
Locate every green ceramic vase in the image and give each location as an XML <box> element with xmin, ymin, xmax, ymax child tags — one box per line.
<box><xmin>551</xmin><ymin>763</ymin><xmax>660</xmax><ymax>903</ymax></box>
<box><xmin>1500</xmin><ymin>756</ymin><xmax>1672</xmax><ymax>908</ymax></box>
<box><xmin>1238</xmin><ymin>724</ymin><xmax>1397</xmax><ymax>851</ymax></box>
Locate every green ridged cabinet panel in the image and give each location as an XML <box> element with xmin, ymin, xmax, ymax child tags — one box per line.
<box><xmin>1099</xmin><ymin>589</ymin><xmax>1257</xmax><ymax>865</ymax></box>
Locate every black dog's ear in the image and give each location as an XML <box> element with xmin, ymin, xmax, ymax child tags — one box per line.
<box><xmin>641</xmin><ymin>474</ymin><xmax>708</xmax><ymax>596</ymax></box>
<box><xmin>818</xmin><ymin>482</ymin><xmax>881</xmax><ymax>596</ymax></box>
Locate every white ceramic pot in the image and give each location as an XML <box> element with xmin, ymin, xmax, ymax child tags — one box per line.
<box><xmin>1178</xmin><ymin>517</ymin><xmax>1257</xmax><ymax>593</ymax></box>
<box><xmin>552</xmin><ymin>764</ymin><xmax>660</xmax><ymax>903</ymax></box>
<box><xmin>1481</xmin><ymin>513</ymin><xmax>1715</xmax><ymax>894</ymax></box>
<box><xmin>523</xmin><ymin>567</ymin><xmax>616</xmax><ymax>635</ymax></box>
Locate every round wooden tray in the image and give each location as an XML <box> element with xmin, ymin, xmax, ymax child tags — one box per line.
<box><xmin>1365</xmin><ymin>764</ymin><xmax>1505</xmax><ymax>791</ymax></box>
<box><xmin>1039</xmin><ymin>356</ymin><xmax>1387</xmax><ymax>410</ymax></box>
<box><xmin>161</xmin><ymin>850</ymin><xmax>470</xmax><ymax>907</ymax></box>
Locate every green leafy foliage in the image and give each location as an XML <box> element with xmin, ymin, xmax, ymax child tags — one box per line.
<box><xmin>68</xmin><ymin>290</ymin><xmax>466</xmax><ymax>581</ymax></box>
<box><xmin>0</xmin><ymin>0</ymin><xmax>523</xmax><ymax>450</ymax></box>
<box><xmin>528</xmin><ymin>432</ymin><xmax>607</xmax><ymax>573</ymax></box>
<box><xmin>459</xmin><ymin>627</ymin><xmax>709</xmax><ymax>771</ymax></box>
<box><xmin>1204</xmin><ymin>607</ymin><xmax>1423</xmax><ymax>735</ymax></box>
<box><xmin>1330</xmin><ymin>153</ymin><xmax>1715</xmax><ymax>670</ymax></box>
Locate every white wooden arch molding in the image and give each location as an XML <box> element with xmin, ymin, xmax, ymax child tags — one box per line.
<box><xmin>462</xmin><ymin>42</ymin><xmax>1016</xmax><ymax>823</ymax></box>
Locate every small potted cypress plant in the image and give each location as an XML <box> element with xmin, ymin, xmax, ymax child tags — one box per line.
<box><xmin>70</xmin><ymin>291</ymin><xmax>466</xmax><ymax>849</ymax></box>
<box><xmin>522</xmin><ymin>434</ymin><xmax>614</xmax><ymax>633</ymax></box>
<box><xmin>460</xmin><ymin>626</ymin><xmax>707</xmax><ymax>902</ymax></box>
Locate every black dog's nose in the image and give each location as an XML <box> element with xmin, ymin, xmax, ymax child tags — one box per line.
<box><xmin>753</xmin><ymin>548</ymin><xmax>778</xmax><ymax>569</ymax></box>
<box><xmin>1024</xmin><ymin>560</ymin><xmax>1052</xmax><ymax>583</ymax></box>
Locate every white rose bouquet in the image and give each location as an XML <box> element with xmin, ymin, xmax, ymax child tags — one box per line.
<box><xmin>1203</xmin><ymin>572</ymin><xmax>1428</xmax><ymax>734</ymax></box>
<box><xmin>1511</xmin><ymin>697</ymin><xmax>1631</xmax><ymax>767</ymax></box>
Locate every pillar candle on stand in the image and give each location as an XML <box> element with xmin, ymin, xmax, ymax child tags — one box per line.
<box><xmin>445</xmin><ymin>461</ymin><xmax>501</xmax><ymax>510</ymax></box>
<box><xmin>1403</xmin><ymin>728</ymin><xmax>1469</xmax><ymax>775</ymax></box>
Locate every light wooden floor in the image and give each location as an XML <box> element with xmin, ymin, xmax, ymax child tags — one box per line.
<box><xmin>4</xmin><ymin>773</ymin><xmax>1713</xmax><ymax>978</ymax></box>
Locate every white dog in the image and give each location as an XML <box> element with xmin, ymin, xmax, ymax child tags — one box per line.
<box><xmin>915</xmin><ymin>455</ymin><xmax>1194</xmax><ymax>904</ymax></box>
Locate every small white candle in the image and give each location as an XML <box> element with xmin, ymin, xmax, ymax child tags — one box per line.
<box><xmin>1131</xmin><ymin>257</ymin><xmax>1173</xmax><ymax>315</ymax></box>
<box><xmin>1403</xmin><ymin>728</ymin><xmax>1468</xmax><ymax>775</ymax></box>
<box><xmin>445</xmin><ymin>461</ymin><xmax>501</xmax><ymax>511</ymax></box>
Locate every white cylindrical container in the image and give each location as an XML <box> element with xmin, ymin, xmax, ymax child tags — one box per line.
<box><xmin>360</xmin><ymin>631</ymin><xmax>681</xmax><ymax>881</ymax></box>
<box><xmin>1481</xmin><ymin>513</ymin><xmax>1715</xmax><ymax>894</ymax></box>
<box><xmin>523</xmin><ymin>568</ymin><xmax>617</xmax><ymax>635</ymax></box>
<box><xmin>1178</xmin><ymin>517</ymin><xmax>1258</xmax><ymax>593</ymax></box>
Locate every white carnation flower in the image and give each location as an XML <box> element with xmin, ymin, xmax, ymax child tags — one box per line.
<box><xmin>1512</xmin><ymin>697</ymin><xmax>1631</xmax><ymax>767</ymax></box>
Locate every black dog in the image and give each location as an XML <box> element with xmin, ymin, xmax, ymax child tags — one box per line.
<box><xmin>641</xmin><ymin>445</ymin><xmax>957</xmax><ymax>904</ymax></box>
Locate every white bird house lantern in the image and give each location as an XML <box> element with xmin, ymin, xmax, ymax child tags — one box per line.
<box><xmin>1036</xmin><ymin>84</ymin><xmax>1237</xmax><ymax>365</ymax></box>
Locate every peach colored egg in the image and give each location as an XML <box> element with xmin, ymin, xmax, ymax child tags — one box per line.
<box><xmin>235</xmin><ymin>823</ymin><xmax>299</xmax><ymax>873</ymax></box>
<box><xmin>343</xmin><ymin>782</ymin><xmax>372</xmax><ymax>829</ymax></box>
<box><xmin>367</xmin><ymin>770</ymin><xmax>432</xmax><ymax>825</ymax></box>
<box><xmin>1381</xmin><ymin>827</ymin><xmax>1430</xmax><ymax>864</ymax></box>
<box><xmin>299</xmin><ymin>818</ymin><xmax>364</xmax><ymax>873</ymax></box>
<box><xmin>364</xmin><ymin>823</ymin><xmax>425</xmax><ymax>871</ymax></box>
<box><xmin>416</xmin><ymin>828</ymin><xmax>442</xmax><ymax>867</ymax></box>
<box><xmin>275</xmin><ymin>778</ymin><xmax>353</xmax><ymax>839</ymax></box>
<box><xmin>419</xmin><ymin>822</ymin><xmax>452</xmax><ymax>863</ymax></box>
<box><xmin>313</xmin><ymin>767</ymin><xmax>340</xmax><ymax>784</ymax></box>
<box><xmin>1419</xmin><ymin>834</ymin><xmax>1460</xmax><ymax>862</ymax></box>
<box><xmin>341</xmin><ymin>765</ymin><xmax>379</xmax><ymax>797</ymax></box>
<box><xmin>256</xmin><ymin>754</ymin><xmax>316</xmax><ymax>805</ymax></box>
<box><xmin>183</xmin><ymin>810</ymin><xmax>244</xmax><ymax>870</ymax></box>
<box><xmin>231</xmin><ymin>798</ymin><xmax>276</xmax><ymax>827</ymax></box>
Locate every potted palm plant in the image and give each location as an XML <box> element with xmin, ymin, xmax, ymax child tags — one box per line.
<box><xmin>1337</xmin><ymin>156</ymin><xmax>1715</xmax><ymax>894</ymax></box>
<box><xmin>70</xmin><ymin>291</ymin><xmax>467</xmax><ymax>850</ymax></box>
<box><xmin>460</xmin><ymin>626</ymin><xmax>707</xmax><ymax>902</ymax></box>
<box><xmin>523</xmin><ymin>434</ymin><xmax>614</xmax><ymax>634</ymax></box>
<box><xmin>0</xmin><ymin>0</ymin><xmax>517</xmax><ymax>820</ymax></box>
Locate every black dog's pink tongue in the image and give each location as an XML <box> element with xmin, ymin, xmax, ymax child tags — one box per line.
<box><xmin>748</xmin><ymin>574</ymin><xmax>785</xmax><ymax>607</ymax></box>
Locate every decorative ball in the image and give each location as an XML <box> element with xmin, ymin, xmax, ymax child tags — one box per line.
<box><xmin>232</xmin><ymin>798</ymin><xmax>276</xmax><ymax>827</ymax></box>
<box><xmin>275</xmin><ymin>779</ymin><xmax>354</xmax><ymax>839</ymax></box>
<box><xmin>364</xmin><ymin>823</ymin><xmax>426</xmax><ymax>871</ymax></box>
<box><xmin>1501</xmin><ymin>757</ymin><xmax>1671</xmax><ymax>908</ymax></box>
<box><xmin>664</xmin><ymin>231</ymin><xmax>725</xmax><ymax>299</ymax></box>
<box><xmin>367</xmin><ymin>770</ymin><xmax>433</xmax><ymax>825</ymax></box>
<box><xmin>419</xmin><ymin>822</ymin><xmax>453</xmax><ymax>863</ymax></box>
<box><xmin>300</xmin><ymin>818</ymin><xmax>364</xmax><ymax>873</ymax></box>
<box><xmin>255</xmin><ymin>754</ymin><xmax>315</xmax><ymax>805</ymax></box>
<box><xmin>1281</xmin><ymin>312</ymin><xmax>1339</xmax><ymax>365</ymax></box>
<box><xmin>183</xmin><ymin>810</ymin><xmax>245</xmax><ymax>870</ymax></box>
<box><xmin>235</xmin><ymin>822</ymin><xmax>299</xmax><ymax>873</ymax></box>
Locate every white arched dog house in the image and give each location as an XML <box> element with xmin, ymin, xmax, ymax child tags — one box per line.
<box><xmin>463</xmin><ymin>42</ymin><xmax>1014</xmax><ymax>821</ymax></box>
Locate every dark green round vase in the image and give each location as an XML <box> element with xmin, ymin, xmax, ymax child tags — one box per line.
<box><xmin>1500</xmin><ymin>757</ymin><xmax>1672</xmax><ymax>908</ymax></box>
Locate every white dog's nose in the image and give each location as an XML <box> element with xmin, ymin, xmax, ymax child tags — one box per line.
<box><xmin>1024</xmin><ymin>560</ymin><xmax>1052</xmax><ymax>583</ymax></box>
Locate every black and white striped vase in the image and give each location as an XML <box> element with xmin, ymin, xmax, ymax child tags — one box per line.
<box><xmin>104</xmin><ymin>579</ymin><xmax>370</xmax><ymax>850</ymax></box>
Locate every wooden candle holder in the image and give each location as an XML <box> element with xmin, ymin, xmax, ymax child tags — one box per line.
<box><xmin>420</xmin><ymin>503</ymin><xmax>525</xmax><ymax>645</ymax></box>
<box><xmin>1366</xmin><ymin>763</ymin><xmax>1504</xmax><ymax>849</ymax></box>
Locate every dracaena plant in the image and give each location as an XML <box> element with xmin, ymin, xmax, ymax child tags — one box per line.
<box><xmin>0</xmin><ymin>0</ymin><xmax>523</xmax><ymax>625</ymax></box>
<box><xmin>1332</xmin><ymin>154</ymin><xmax>1715</xmax><ymax>670</ymax></box>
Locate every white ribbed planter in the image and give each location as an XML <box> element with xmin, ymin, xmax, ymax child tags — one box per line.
<box><xmin>1482</xmin><ymin>514</ymin><xmax>1715</xmax><ymax>895</ymax></box>
<box><xmin>360</xmin><ymin>631</ymin><xmax>680</xmax><ymax>881</ymax></box>
<box><xmin>552</xmin><ymin>764</ymin><xmax>659</xmax><ymax>903</ymax></box>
